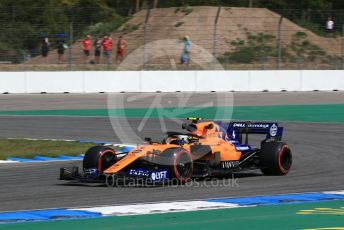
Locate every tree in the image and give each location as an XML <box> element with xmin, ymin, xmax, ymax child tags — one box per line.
<box><xmin>136</xmin><ymin>0</ymin><xmax>140</xmax><ymax>12</ymax></box>
<box><xmin>153</xmin><ymin>0</ymin><xmax>158</xmax><ymax>8</ymax></box>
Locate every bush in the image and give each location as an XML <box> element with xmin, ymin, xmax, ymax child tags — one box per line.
<box><xmin>289</xmin><ymin>32</ymin><xmax>328</xmax><ymax>63</ymax></box>
<box><xmin>181</xmin><ymin>5</ymin><xmax>193</xmax><ymax>15</ymax></box>
<box><xmin>293</xmin><ymin>31</ymin><xmax>307</xmax><ymax>40</ymax></box>
<box><xmin>175</xmin><ymin>21</ymin><xmax>185</xmax><ymax>27</ymax></box>
<box><xmin>86</xmin><ymin>16</ymin><xmax>126</xmax><ymax>37</ymax></box>
<box><xmin>224</xmin><ymin>32</ymin><xmax>277</xmax><ymax>64</ymax></box>
<box><xmin>120</xmin><ymin>23</ymin><xmax>141</xmax><ymax>34</ymax></box>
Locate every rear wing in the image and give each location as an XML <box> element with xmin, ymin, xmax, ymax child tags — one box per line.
<box><xmin>225</xmin><ymin>122</ymin><xmax>283</xmax><ymax>143</ymax></box>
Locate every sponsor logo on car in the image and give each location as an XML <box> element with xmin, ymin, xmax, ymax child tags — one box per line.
<box><xmin>150</xmin><ymin>170</ymin><xmax>168</xmax><ymax>181</ymax></box>
<box><xmin>235</xmin><ymin>146</ymin><xmax>251</xmax><ymax>151</ymax></box>
<box><xmin>84</xmin><ymin>168</ymin><xmax>98</xmax><ymax>176</ymax></box>
<box><xmin>128</xmin><ymin>169</ymin><xmax>168</xmax><ymax>181</ymax></box>
<box><xmin>233</xmin><ymin>123</ymin><xmax>270</xmax><ymax>129</ymax></box>
<box><xmin>128</xmin><ymin>168</ymin><xmax>150</xmax><ymax>177</ymax></box>
<box><xmin>270</xmin><ymin>124</ymin><xmax>278</xmax><ymax>137</ymax></box>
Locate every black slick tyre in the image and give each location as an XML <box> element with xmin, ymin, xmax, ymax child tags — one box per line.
<box><xmin>260</xmin><ymin>141</ymin><xmax>292</xmax><ymax>175</ymax></box>
<box><xmin>83</xmin><ymin>146</ymin><xmax>117</xmax><ymax>174</ymax></box>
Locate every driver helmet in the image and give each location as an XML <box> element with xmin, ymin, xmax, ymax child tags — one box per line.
<box><xmin>176</xmin><ymin>135</ymin><xmax>189</xmax><ymax>145</ymax></box>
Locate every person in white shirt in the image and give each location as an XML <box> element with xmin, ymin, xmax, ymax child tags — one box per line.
<box><xmin>326</xmin><ymin>17</ymin><xmax>334</xmax><ymax>37</ymax></box>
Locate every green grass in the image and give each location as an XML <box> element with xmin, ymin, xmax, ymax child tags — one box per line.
<box><xmin>1</xmin><ymin>104</ymin><xmax>344</xmax><ymax>123</ymax></box>
<box><xmin>0</xmin><ymin>139</ymin><xmax>95</xmax><ymax>160</ymax></box>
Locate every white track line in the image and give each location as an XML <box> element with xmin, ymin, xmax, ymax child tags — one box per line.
<box><xmin>324</xmin><ymin>190</ymin><xmax>344</xmax><ymax>195</ymax></box>
<box><xmin>73</xmin><ymin>201</ymin><xmax>240</xmax><ymax>216</ymax></box>
<box><xmin>0</xmin><ymin>160</ymin><xmax>18</xmax><ymax>164</ymax></box>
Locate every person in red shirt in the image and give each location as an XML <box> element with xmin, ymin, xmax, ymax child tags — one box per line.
<box><xmin>81</xmin><ymin>34</ymin><xmax>92</xmax><ymax>63</ymax></box>
<box><xmin>101</xmin><ymin>35</ymin><xmax>113</xmax><ymax>64</ymax></box>
<box><xmin>116</xmin><ymin>36</ymin><xmax>128</xmax><ymax>64</ymax></box>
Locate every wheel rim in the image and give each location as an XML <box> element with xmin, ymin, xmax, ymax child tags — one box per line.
<box><xmin>174</xmin><ymin>151</ymin><xmax>193</xmax><ymax>181</ymax></box>
<box><xmin>278</xmin><ymin>146</ymin><xmax>292</xmax><ymax>173</ymax></box>
<box><xmin>99</xmin><ymin>150</ymin><xmax>116</xmax><ymax>172</ymax></box>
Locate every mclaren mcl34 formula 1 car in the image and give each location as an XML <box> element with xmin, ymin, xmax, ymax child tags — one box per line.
<box><xmin>60</xmin><ymin>118</ymin><xmax>292</xmax><ymax>185</ymax></box>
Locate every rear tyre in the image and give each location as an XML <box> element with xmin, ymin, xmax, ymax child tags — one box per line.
<box><xmin>260</xmin><ymin>141</ymin><xmax>292</xmax><ymax>175</ymax></box>
<box><xmin>161</xmin><ymin>148</ymin><xmax>193</xmax><ymax>183</ymax></box>
<box><xmin>83</xmin><ymin>146</ymin><xmax>118</xmax><ymax>174</ymax></box>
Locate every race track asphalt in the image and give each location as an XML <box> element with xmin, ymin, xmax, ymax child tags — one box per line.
<box><xmin>0</xmin><ymin>116</ymin><xmax>343</xmax><ymax>212</ymax></box>
<box><xmin>0</xmin><ymin>92</ymin><xmax>343</xmax><ymax>212</ymax></box>
<box><xmin>1</xmin><ymin>91</ymin><xmax>344</xmax><ymax>111</ymax></box>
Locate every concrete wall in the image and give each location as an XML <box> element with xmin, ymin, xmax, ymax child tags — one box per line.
<box><xmin>0</xmin><ymin>70</ymin><xmax>342</xmax><ymax>93</ymax></box>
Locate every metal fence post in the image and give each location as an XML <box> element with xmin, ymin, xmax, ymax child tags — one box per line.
<box><xmin>22</xmin><ymin>53</ymin><xmax>26</xmax><ymax>71</ymax></box>
<box><xmin>225</xmin><ymin>54</ymin><xmax>229</xmax><ymax>70</ymax></box>
<box><xmin>143</xmin><ymin>8</ymin><xmax>151</xmax><ymax>70</ymax></box>
<box><xmin>68</xmin><ymin>8</ymin><xmax>74</xmax><ymax>71</ymax></box>
<box><xmin>261</xmin><ymin>56</ymin><xmax>267</xmax><ymax>70</ymax></box>
<box><xmin>342</xmin><ymin>23</ymin><xmax>344</xmax><ymax>70</ymax></box>
<box><xmin>277</xmin><ymin>16</ymin><xmax>283</xmax><ymax>70</ymax></box>
<box><xmin>213</xmin><ymin>6</ymin><xmax>221</xmax><ymax>59</ymax></box>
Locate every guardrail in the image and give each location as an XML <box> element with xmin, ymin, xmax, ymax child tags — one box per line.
<box><xmin>0</xmin><ymin>70</ymin><xmax>343</xmax><ymax>93</ymax></box>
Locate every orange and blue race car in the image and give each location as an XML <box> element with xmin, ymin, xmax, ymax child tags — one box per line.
<box><xmin>60</xmin><ymin>117</ymin><xmax>292</xmax><ymax>186</ymax></box>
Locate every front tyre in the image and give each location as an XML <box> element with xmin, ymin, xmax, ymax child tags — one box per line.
<box><xmin>260</xmin><ymin>141</ymin><xmax>292</xmax><ymax>175</ymax></box>
<box><xmin>83</xmin><ymin>146</ymin><xmax>118</xmax><ymax>175</ymax></box>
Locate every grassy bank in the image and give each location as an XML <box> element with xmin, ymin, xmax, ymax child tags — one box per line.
<box><xmin>0</xmin><ymin>139</ymin><xmax>95</xmax><ymax>160</ymax></box>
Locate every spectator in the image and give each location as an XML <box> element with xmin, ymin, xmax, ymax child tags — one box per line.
<box><xmin>326</xmin><ymin>16</ymin><xmax>334</xmax><ymax>37</ymax></box>
<box><xmin>93</xmin><ymin>38</ymin><xmax>102</xmax><ymax>64</ymax></box>
<box><xmin>108</xmin><ymin>37</ymin><xmax>113</xmax><ymax>62</ymax></box>
<box><xmin>57</xmin><ymin>39</ymin><xmax>66</xmax><ymax>64</ymax></box>
<box><xmin>41</xmin><ymin>37</ymin><xmax>50</xmax><ymax>63</ymax></box>
<box><xmin>116</xmin><ymin>36</ymin><xmax>128</xmax><ymax>64</ymax></box>
<box><xmin>82</xmin><ymin>34</ymin><xmax>92</xmax><ymax>63</ymax></box>
<box><xmin>101</xmin><ymin>35</ymin><xmax>113</xmax><ymax>64</ymax></box>
<box><xmin>180</xmin><ymin>36</ymin><xmax>191</xmax><ymax>65</ymax></box>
